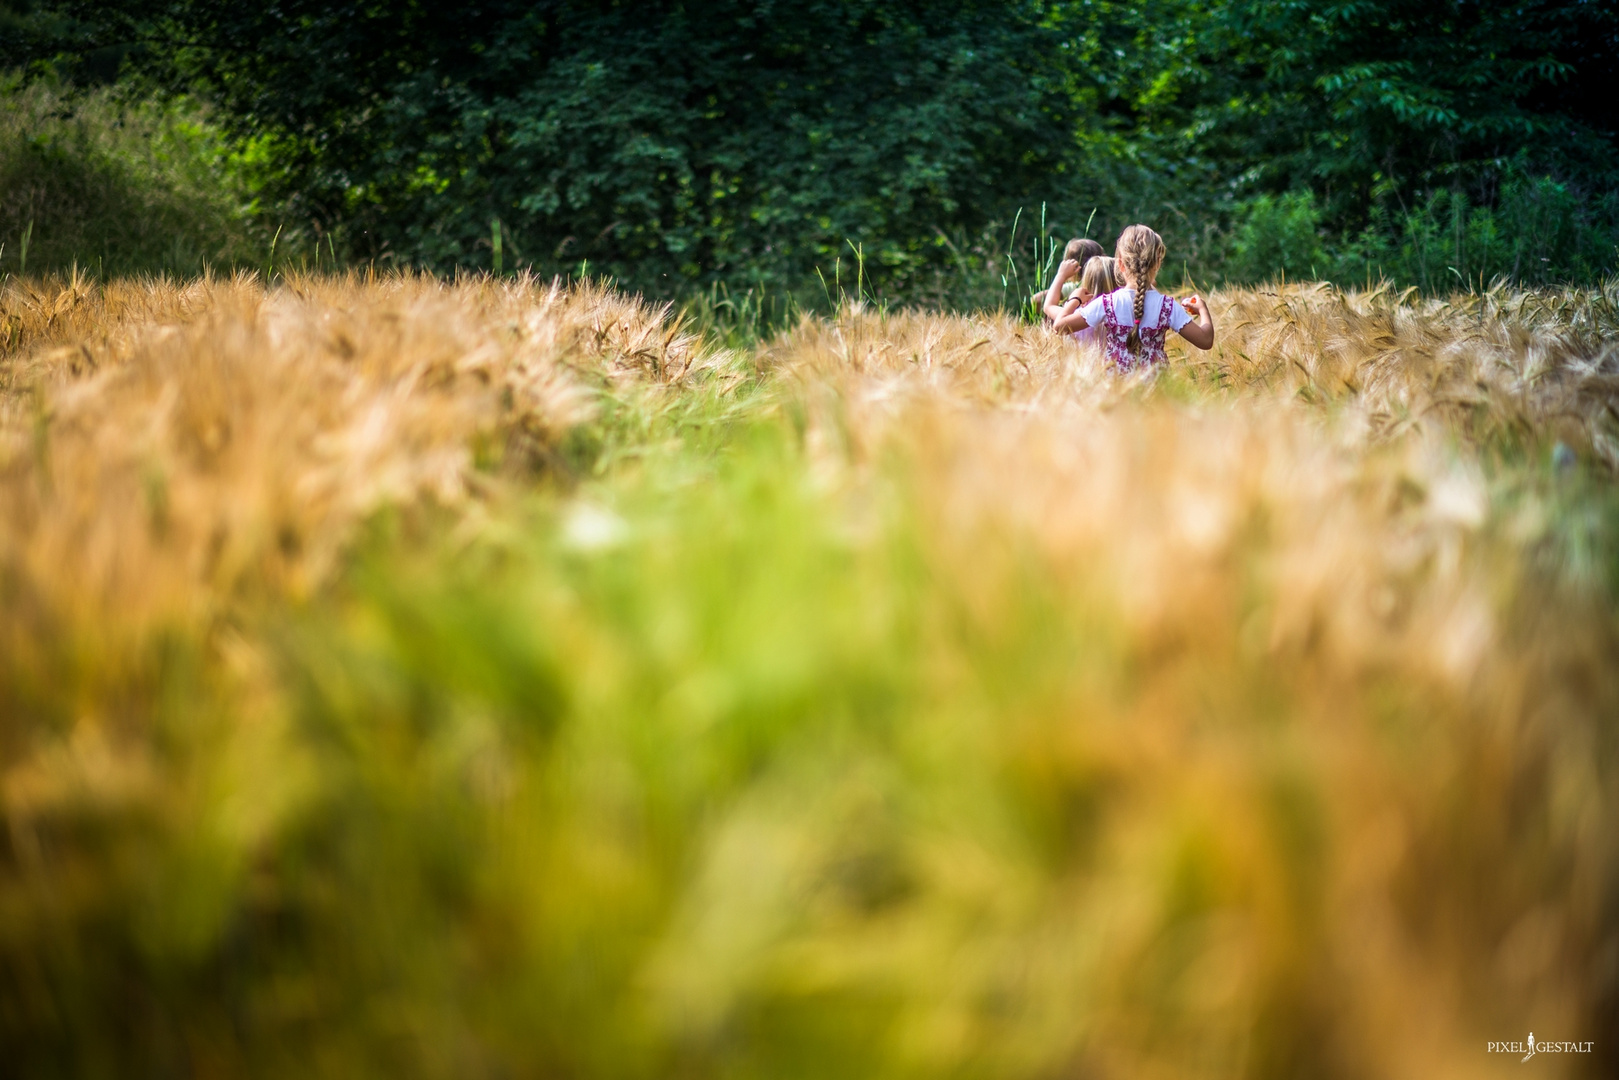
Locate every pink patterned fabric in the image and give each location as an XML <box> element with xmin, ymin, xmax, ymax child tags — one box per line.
<box><xmin>1100</xmin><ymin>291</ymin><xmax>1175</xmax><ymax>373</ymax></box>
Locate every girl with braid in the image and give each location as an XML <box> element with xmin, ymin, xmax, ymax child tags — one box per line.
<box><xmin>1052</xmin><ymin>224</ymin><xmax>1214</xmax><ymax>371</ymax></box>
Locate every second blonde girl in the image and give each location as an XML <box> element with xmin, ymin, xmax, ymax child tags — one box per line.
<box><xmin>1060</xmin><ymin>256</ymin><xmax>1118</xmax><ymax>346</ymax></box>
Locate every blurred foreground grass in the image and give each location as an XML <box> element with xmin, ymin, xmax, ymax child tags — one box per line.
<box><xmin>2</xmin><ymin>272</ymin><xmax>1617</xmax><ymax>1077</ymax></box>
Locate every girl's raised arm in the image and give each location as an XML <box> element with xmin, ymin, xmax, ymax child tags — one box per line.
<box><xmin>1043</xmin><ymin>259</ymin><xmax>1081</xmax><ymax>323</ymax></box>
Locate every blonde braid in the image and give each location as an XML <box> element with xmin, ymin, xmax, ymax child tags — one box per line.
<box><xmin>1115</xmin><ymin>225</ymin><xmax>1167</xmax><ymax>356</ymax></box>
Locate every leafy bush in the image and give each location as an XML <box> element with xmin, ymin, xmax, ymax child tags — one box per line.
<box><xmin>1344</xmin><ymin>176</ymin><xmax>1619</xmax><ymax>291</ymax></box>
<box><xmin>1217</xmin><ymin>193</ymin><xmax>1329</xmax><ymax>285</ymax></box>
<box><xmin>1206</xmin><ymin>177</ymin><xmax>1619</xmax><ymax>292</ymax></box>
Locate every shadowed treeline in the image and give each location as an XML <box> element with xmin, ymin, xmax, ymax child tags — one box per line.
<box><xmin>3</xmin><ymin>1</ymin><xmax>1617</xmax><ymax>293</ymax></box>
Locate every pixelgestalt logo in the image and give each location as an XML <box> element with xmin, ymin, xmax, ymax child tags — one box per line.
<box><xmin>1486</xmin><ymin>1032</ymin><xmax>1595</xmax><ymax>1062</ymax></box>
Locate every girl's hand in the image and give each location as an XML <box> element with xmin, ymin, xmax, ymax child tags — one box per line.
<box><xmin>1057</xmin><ymin>258</ymin><xmax>1081</xmax><ymax>282</ymax></box>
<box><xmin>1176</xmin><ymin>294</ymin><xmax>1215</xmax><ymax>350</ymax></box>
<box><xmin>1062</xmin><ymin>295</ymin><xmax>1082</xmax><ymax>312</ymax></box>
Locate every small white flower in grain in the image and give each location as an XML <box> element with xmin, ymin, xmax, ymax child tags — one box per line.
<box><xmin>561</xmin><ymin>502</ymin><xmax>628</xmax><ymax>551</ymax></box>
<box><xmin>1427</xmin><ymin>472</ymin><xmax>1486</xmax><ymax>529</ymax></box>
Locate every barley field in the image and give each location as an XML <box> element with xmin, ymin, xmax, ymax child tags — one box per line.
<box><xmin>2</xmin><ymin>271</ymin><xmax>1616</xmax><ymax>1078</ymax></box>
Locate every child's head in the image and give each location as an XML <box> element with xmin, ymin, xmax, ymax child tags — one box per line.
<box><xmin>1078</xmin><ymin>255</ymin><xmax>1119</xmax><ymax>303</ymax></box>
<box><xmin>1064</xmin><ymin>237</ymin><xmax>1105</xmax><ymax>267</ymax></box>
<box><xmin>1115</xmin><ymin>225</ymin><xmax>1168</xmax><ymax>354</ymax></box>
<box><xmin>1115</xmin><ymin>225</ymin><xmax>1166</xmax><ymax>289</ymax></box>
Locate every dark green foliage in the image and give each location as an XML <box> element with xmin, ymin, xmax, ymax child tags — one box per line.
<box><xmin>80</xmin><ymin>0</ymin><xmax>1077</xmax><ymax>295</ymax></box>
<box><xmin>1346</xmin><ymin>175</ymin><xmax>1619</xmax><ymax>290</ymax></box>
<box><xmin>1182</xmin><ymin>1</ymin><xmax>1619</xmax><ymax>221</ymax></box>
<box><xmin>1219</xmin><ymin>193</ymin><xmax>1328</xmax><ymax>285</ymax></box>
<box><xmin>1216</xmin><ymin>172</ymin><xmax>1619</xmax><ymax>288</ymax></box>
<box><xmin>5</xmin><ymin>0</ymin><xmax>1618</xmax><ymax>292</ymax></box>
<box><xmin>0</xmin><ymin>0</ymin><xmax>130</xmax><ymax>84</ymax></box>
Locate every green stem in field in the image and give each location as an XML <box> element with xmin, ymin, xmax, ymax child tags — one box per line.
<box><xmin>20</xmin><ymin>219</ymin><xmax>33</xmax><ymax>277</ymax></box>
<box><xmin>492</xmin><ymin>218</ymin><xmax>503</xmax><ymax>277</ymax></box>
<box><xmin>266</xmin><ymin>223</ymin><xmax>282</xmax><ymax>283</ymax></box>
<box><xmin>1002</xmin><ymin>207</ymin><xmax>1024</xmax><ymax>311</ymax></box>
<box><xmin>845</xmin><ymin>239</ymin><xmax>867</xmax><ymax>307</ymax></box>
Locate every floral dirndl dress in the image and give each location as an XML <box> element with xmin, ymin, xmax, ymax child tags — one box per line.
<box><xmin>1100</xmin><ymin>291</ymin><xmax>1175</xmax><ymax>373</ymax></box>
